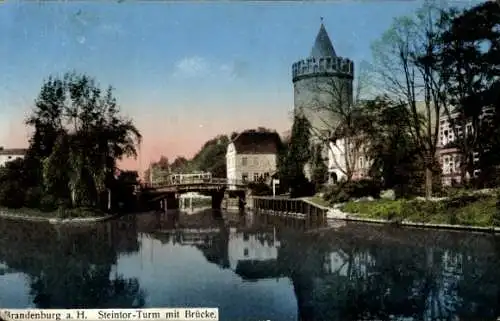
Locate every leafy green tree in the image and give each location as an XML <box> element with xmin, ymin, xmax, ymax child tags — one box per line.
<box><xmin>190</xmin><ymin>135</ymin><xmax>230</xmax><ymax>177</ymax></box>
<box><xmin>26</xmin><ymin>77</ymin><xmax>66</xmax><ymax>160</ymax></box>
<box><xmin>24</xmin><ymin>72</ymin><xmax>141</xmax><ymax>210</ymax></box>
<box><xmin>288</xmin><ymin>115</ymin><xmax>311</xmax><ymax>169</ymax></box>
<box><xmin>41</xmin><ymin>132</ymin><xmax>71</xmax><ymax>203</ymax></box>
<box><xmin>155</xmin><ymin>156</ymin><xmax>170</xmax><ymax>170</ymax></box>
<box><xmin>432</xmin><ymin>7</ymin><xmax>479</xmax><ymax>183</ymax></box>
<box><xmin>361</xmin><ymin>96</ymin><xmax>420</xmax><ymax>196</ymax></box>
<box><xmin>0</xmin><ymin>159</ymin><xmax>26</xmax><ymax>208</ymax></box>
<box><xmin>279</xmin><ymin>115</ymin><xmax>313</xmax><ymax>197</ymax></box>
<box><xmin>310</xmin><ymin>144</ymin><xmax>328</xmax><ymax>190</ymax></box>
<box><xmin>112</xmin><ymin>170</ymin><xmax>139</xmax><ymax>212</ymax></box>
<box><xmin>435</xmin><ymin>1</ymin><xmax>500</xmax><ymax>186</ymax></box>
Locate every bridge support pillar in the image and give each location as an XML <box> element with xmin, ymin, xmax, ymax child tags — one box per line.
<box><xmin>237</xmin><ymin>191</ymin><xmax>246</xmax><ymax>211</ymax></box>
<box><xmin>211</xmin><ymin>191</ymin><xmax>225</xmax><ymax>210</ymax></box>
<box><xmin>162</xmin><ymin>193</ymin><xmax>179</xmax><ymax>211</ymax></box>
<box><xmin>238</xmin><ymin>197</ymin><xmax>245</xmax><ymax>211</ymax></box>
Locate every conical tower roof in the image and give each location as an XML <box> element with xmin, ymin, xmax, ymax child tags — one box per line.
<box><xmin>310</xmin><ymin>22</ymin><xmax>336</xmax><ymax>58</ymax></box>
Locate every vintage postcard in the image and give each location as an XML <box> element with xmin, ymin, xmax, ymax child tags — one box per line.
<box><xmin>0</xmin><ymin>1</ymin><xmax>499</xmax><ymax>320</ymax></box>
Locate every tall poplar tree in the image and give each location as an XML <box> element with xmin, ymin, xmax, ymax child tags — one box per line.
<box><xmin>279</xmin><ymin>115</ymin><xmax>313</xmax><ymax>197</ymax></box>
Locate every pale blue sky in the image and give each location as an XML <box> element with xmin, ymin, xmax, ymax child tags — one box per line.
<box><xmin>0</xmin><ymin>1</ymin><xmax>479</xmax><ymax>169</ymax></box>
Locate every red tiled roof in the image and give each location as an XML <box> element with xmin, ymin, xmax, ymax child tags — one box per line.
<box><xmin>231</xmin><ymin>131</ymin><xmax>281</xmax><ymax>154</ymax></box>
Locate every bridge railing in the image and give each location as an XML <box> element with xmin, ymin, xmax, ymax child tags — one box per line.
<box><xmin>141</xmin><ymin>177</ymin><xmax>248</xmax><ymax>189</ymax></box>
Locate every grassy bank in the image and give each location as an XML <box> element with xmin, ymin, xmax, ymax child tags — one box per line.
<box><xmin>306</xmin><ymin>195</ymin><xmax>330</xmax><ymax>208</ymax></box>
<box><xmin>341</xmin><ymin>194</ymin><xmax>500</xmax><ymax>227</ymax></box>
<box><xmin>0</xmin><ymin>206</ymin><xmax>108</xmax><ymax>220</ymax></box>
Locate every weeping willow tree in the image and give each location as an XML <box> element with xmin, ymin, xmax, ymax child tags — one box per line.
<box><xmin>27</xmin><ymin>72</ymin><xmax>142</xmax><ymax>209</ymax></box>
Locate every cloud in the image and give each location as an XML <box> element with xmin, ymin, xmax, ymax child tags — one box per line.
<box><xmin>172</xmin><ymin>57</ymin><xmax>248</xmax><ymax>79</ymax></box>
<box><xmin>172</xmin><ymin>56</ymin><xmax>211</xmax><ymax>78</ymax></box>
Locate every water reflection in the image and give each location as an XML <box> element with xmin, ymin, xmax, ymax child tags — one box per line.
<box><xmin>0</xmin><ymin>216</ymin><xmax>145</xmax><ymax>308</ymax></box>
<box><xmin>1</xmin><ymin>210</ymin><xmax>500</xmax><ymax>321</ymax></box>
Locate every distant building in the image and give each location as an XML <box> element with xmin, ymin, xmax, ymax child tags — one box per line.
<box><xmin>437</xmin><ymin>106</ymin><xmax>494</xmax><ymax>186</ymax></box>
<box><xmin>328</xmin><ymin>137</ymin><xmax>371</xmax><ymax>184</ymax></box>
<box><xmin>226</xmin><ymin>131</ymin><xmax>281</xmax><ymax>188</ymax></box>
<box><xmin>0</xmin><ymin>148</ymin><xmax>27</xmax><ymax>167</ymax></box>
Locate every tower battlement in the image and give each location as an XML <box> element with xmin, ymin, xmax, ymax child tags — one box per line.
<box><xmin>292</xmin><ymin>20</ymin><xmax>355</xmax><ymax>181</ymax></box>
<box><xmin>292</xmin><ymin>56</ymin><xmax>354</xmax><ymax>82</ymax></box>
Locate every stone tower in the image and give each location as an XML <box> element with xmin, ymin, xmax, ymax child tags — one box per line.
<box><xmin>292</xmin><ymin>20</ymin><xmax>354</xmax><ymax>178</ymax></box>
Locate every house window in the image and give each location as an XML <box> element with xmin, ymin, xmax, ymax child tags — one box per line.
<box><xmin>7</xmin><ymin>156</ymin><xmax>11</xmax><ymax>159</ymax></box>
<box><xmin>242</xmin><ymin>173</ymin><xmax>248</xmax><ymax>182</ymax></box>
<box><xmin>244</xmin><ymin>248</ymin><xmax>249</xmax><ymax>257</ymax></box>
<box><xmin>242</xmin><ymin>157</ymin><xmax>248</xmax><ymax>166</ymax></box>
<box><xmin>253</xmin><ymin>173</ymin><xmax>260</xmax><ymax>182</ymax></box>
<box><xmin>254</xmin><ymin>158</ymin><xmax>259</xmax><ymax>166</ymax></box>
<box><xmin>264</xmin><ymin>172</ymin><xmax>270</xmax><ymax>180</ymax></box>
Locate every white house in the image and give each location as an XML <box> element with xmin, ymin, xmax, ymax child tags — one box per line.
<box><xmin>226</xmin><ymin>131</ymin><xmax>281</xmax><ymax>187</ymax></box>
<box><xmin>328</xmin><ymin>137</ymin><xmax>371</xmax><ymax>183</ymax></box>
<box><xmin>0</xmin><ymin>148</ymin><xmax>27</xmax><ymax>167</ymax></box>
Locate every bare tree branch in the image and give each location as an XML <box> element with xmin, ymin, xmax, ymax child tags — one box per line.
<box><xmin>370</xmin><ymin>3</ymin><xmax>449</xmax><ymax>197</ymax></box>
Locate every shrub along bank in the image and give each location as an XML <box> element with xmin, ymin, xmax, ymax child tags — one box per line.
<box><xmin>341</xmin><ymin>194</ymin><xmax>500</xmax><ymax>227</ymax></box>
<box><xmin>0</xmin><ymin>206</ymin><xmax>108</xmax><ymax>220</ymax></box>
<box><xmin>324</xmin><ymin>179</ymin><xmax>382</xmax><ymax>203</ymax></box>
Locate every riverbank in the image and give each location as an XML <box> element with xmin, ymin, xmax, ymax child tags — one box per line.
<box><xmin>0</xmin><ymin>207</ymin><xmax>120</xmax><ymax>224</ymax></box>
<box><xmin>325</xmin><ymin>194</ymin><xmax>500</xmax><ymax>233</ymax></box>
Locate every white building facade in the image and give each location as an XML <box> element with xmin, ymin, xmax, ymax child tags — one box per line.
<box><xmin>437</xmin><ymin>107</ymin><xmax>493</xmax><ymax>186</ymax></box>
<box><xmin>327</xmin><ymin>138</ymin><xmax>371</xmax><ymax>183</ymax></box>
<box><xmin>226</xmin><ymin>131</ymin><xmax>281</xmax><ymax>188</ymax></box>
<box><xmin>0</xmin><ymin>148</ymin><xmax>27</xmax><ymax>167</ymax></box>
<box><xmin>227</xmin><ymin>229</ymin><xmax>280</xmax><ymax>271</ymax></box>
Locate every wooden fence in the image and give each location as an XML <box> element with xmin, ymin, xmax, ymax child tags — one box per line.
<box><xmin>252</xmin><ymin>196</ymin><xmax>328</xmax><ymax>220</ymax></box>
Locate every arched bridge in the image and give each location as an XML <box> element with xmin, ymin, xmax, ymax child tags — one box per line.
<box><xmin>139</xmin><ymin>173</ymin><xmax>249</xmax><ymax>210</ymax></box>
<box><xmin>141</xmin><ymin>177</ymin><xmax>247</xmax><ymax>193</ymax></box>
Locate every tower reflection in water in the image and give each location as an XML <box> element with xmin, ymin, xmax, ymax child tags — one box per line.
<box><xmin>1</xmin><ymin>209</ymin><xmax>500</xmax><ymax>321</ymax></box>
<box><xmin>150</xmin><ymin>210</ymin><xmax>500</xmax><ymax>321</ymax></box>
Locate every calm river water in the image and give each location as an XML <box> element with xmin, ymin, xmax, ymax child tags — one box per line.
<box><xmin>1</xmin><ymin>209</ymin><xmax>500</xmax><ymax>321</ymax></box>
